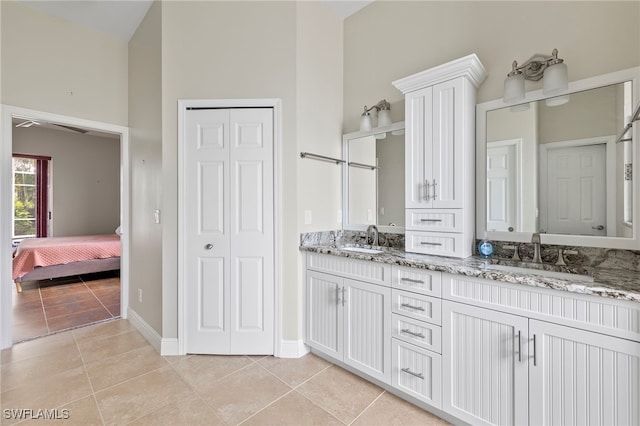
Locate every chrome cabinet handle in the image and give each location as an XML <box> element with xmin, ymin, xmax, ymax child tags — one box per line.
<box><xmin>533</xmin><ymin>334</ymin><xmax>538</xmax><ymax>366</ymax></box>
<box><xmin>342</xmin><ymin>287</ymin><xmax>346</xmax><ymax>307</ymax></box>
<box><xmin>592</xmin><ymin>225</ymin><xmax>605</xmax><ymax>230</ymax></box>
<box><xmin>432</xmin><ymin>179</ymin><xmax>437</xmax><ymax>200</ymax></box>
<box><xmin>400</xmin><ymin>303</ymin><xmax>425</xmax><ymax>311</ymax></box>
<box><xmin>401</xmin><ymin>328</ymin><xmax>425</xmax><ymax>339</ymax></box>
<box><xmin>400</xmin><ymin>277</ymin><xmax>424</xmax><ymax>284</ymax></box>
<box><xmin>420</xmin><ymin>218</ymin><xmax>442</xmax><ymax>223</ymax></box>
<box><xmin>424</xmin><ymin>179</ymin><xmax>431</xmax><ymax>201</ymax></box>
<box><xmin>518</xmin><ymin>330</ymin><xmax>522</xmax><ymax>362</ymax></box>
<box><xmin>420</xmin><ymin>242</ymin><xmax>442</xmax><ymax>246</ymax></box>
<box><xmin>205</xmin><ymin>243</ymin><xmax>214</xmax><ymax>250</ymax></box>
<box><xmin>401</xmin><ymin>368</ymin><xmax>424</xmax><ymax>380</ymax></box>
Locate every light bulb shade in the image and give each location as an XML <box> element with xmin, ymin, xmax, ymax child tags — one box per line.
<box><xmin>543</xmin><ymin>62</ymin><xmax>568</xmax><ymax>95</ymax></box>
<box><xmin>360</xmin><ymin>114</ymin><xmax>372</xmax><ymax>132</ymax></box>
<box><xmin>503</xmin><ymin>73</ymin><xmax>525</xmax><ymax>103</ymax></box>
<box><xmin>545</xmin><ymin>94</ymin><xmax>569</xmax><ymax>107</ymax></box>
<box><xmin>377</xmin><ymin>109</ymin><xmax>392</xmax><ymax>128</ymax></box>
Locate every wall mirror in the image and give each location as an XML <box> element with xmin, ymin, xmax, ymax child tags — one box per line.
<box><xmin>343</xmin><ymin>121</ymin><xmax>405</xmax><ymax>233</ymax></box>
<box><xmin>476</xmin><ymin>67</ymin><xmax>640</xmax><ymax>249</ymax></box>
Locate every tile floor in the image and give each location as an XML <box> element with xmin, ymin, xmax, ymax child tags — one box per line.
<box><xmin>11</xmin><ymin>272</ymin><xmax>121</xmax><ymax>343</ymax></box>
<box><xmin>0</xmin><ymin>319</ymin><xmax>450</xmax><ymax>425</ymax></box>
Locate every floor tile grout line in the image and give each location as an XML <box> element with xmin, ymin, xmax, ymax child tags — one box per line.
<box><xmin>347</xmin><ymin>389</ymin><xmax>388</xmax><ymax>426</ymax></box>
<box><xmin>38</xmin><ymin>285</ymin><xmax>51</xmax><ymax>334</ymax></box>
<box><xmin>71</xmin><ymin>329</ymin><xmax>107</xmax><ymax>426</ymax></box>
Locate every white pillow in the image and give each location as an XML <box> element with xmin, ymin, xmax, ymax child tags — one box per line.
<box><xmin>115</xmin><ymin>226</ymin><xmax>123</xmax><ymax>236</ymax></box>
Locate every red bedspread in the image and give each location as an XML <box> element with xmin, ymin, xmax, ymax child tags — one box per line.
<box><xmin>12</xmin><ymin>235</ymin><xmax>121</xmax><ymax>280</ymax></box>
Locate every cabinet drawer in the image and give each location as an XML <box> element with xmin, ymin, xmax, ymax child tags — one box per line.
<box><xmin>392</xmin><ymin>339</ymin><xmax>442</xmax><ymax>408</ymax></box>
<box><xmin>306</xmin><ymin>252</ymin><xmax>391</xmax><ymax>286</ymax></box>
<box><xmin>406</xmin><ymin>209</ymin><xmax>462</xmax><ymax>232</ymax></box>
<box><xmin>392</xmin><ymin>265</ymin><xmax>441</xmax><ymax>297</ymax></box>
<box><xmin>405</xmin><ymin>231</ymin><xmax>465</xmax><ymax>257</ymax></box>
<box><xmin>392</xmin><ymin>313</ymin><xmax>441</xmax><ymax>353</ymax></box>
<box><xmin>392</xmin><ymin>289</ymin><xmax>441</xmax><ymax>325</ymax></box>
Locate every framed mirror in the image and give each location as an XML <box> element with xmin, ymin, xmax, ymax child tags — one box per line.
<box><xmin>476</xmin><ymin>67</ymin><xmax>640</xmax><ymax>249</ymax></box>
<box><xmin>343</xmin><ymin>121</ymin><xmax>405</xmax><ymax>233</ymax></box>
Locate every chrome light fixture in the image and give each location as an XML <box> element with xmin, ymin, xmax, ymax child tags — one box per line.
<box><xmin>503</xmin><ymin>48</ymin><xmax>568</xmax><ymax>105</ymax></box>
<box><xmin>360</xmin><ymin>99</ymin><xmax>392</xmax><ymax>132</ymax></box>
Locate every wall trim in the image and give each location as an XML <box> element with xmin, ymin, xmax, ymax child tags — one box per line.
<box><xmin>278</xmin><ymin>340</ymin><xmax>310</xmax><ymax>359</ymax></box>
<box><xmin>127</xmin><ymin>307</ymin><xmax>161</xmax><ymax>353</ymax></box>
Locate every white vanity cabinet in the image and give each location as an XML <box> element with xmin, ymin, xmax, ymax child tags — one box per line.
<box><xmin>442</xmin><ymin>300</ymin><xmax>529</xmax><ymax>426</ymax></box>
<box><xmin>441</xmin><ymin>272</ymin><xmax>640</xmax><ymax>426</ymax></box>
<box><xmin>393</xmin><ymin>54</ymin><xmax>487</xmax><ymax>258</ymax></box>
<box><xmin>305</xmin><ymin>253</ymin><xmax>392</xmax><ymax>383</ymax></box>
<box><xmin>529</xmin><ymin>320</ymin><xmax>640</xmax><ymax>426</ymax></box>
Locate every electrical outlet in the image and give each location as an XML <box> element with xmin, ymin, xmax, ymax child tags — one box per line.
<box><xmin>304</xmin><ymin>210</ymin><xmax>312</xmax><ymax>225</ymax></box>
<box><xmin>337</xmin><ymin>210</ymin><xmax>342</xmax><ymax>223</ymax></box>
<box><xmin>138</xmin><ymin>288</ymin><xmax>143</xmax><ymax>303</ymax></box>
<box><xmin>367</xmin><ymin>209</ymin><xmax>373</xmax><ymax>221</ymax></box>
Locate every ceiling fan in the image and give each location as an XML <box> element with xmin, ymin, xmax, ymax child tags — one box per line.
<box><xmin>14</xmin><ymin>118</ymin><xmax>89</xmax><ymax>134</ymax></box>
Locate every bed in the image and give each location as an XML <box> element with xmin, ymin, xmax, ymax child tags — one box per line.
<box><xmin>12</xmin><ymin>234</ymin><xmax>121</xmax><ymax>293</ymax></box>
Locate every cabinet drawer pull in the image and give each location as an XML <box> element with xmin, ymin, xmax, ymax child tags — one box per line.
<box><xmin>400</xmin><ymin>303</ymin><xmax>425</xmax><ymax>311</ymax></box>
<box><xmin>400</xmin><ymin>277</ymin><xmax>424</xmax><ymax>284</ymax></box>
<box><xmin>420</xmin><ymin>219</ymin><xmax>442</xmax><ymax>222</ymax></box>
<box><xmin>533</xmin><ymin>334</ymin><xmax>537</xmax><ymax>366</ymax></box>
<box><xmin>401</xmin><ymin>367</ymin><xmax>424</xmax><ymax>380</ymax></box>
<box><xmin>400</xmin><ymin>328</ymin><xmax>425</xmax><ymax>339</ymax></box>
<box><xmin>420</xmin><ymin>242</ymin><xmax>443</xmax><ymax>246</ymax></box>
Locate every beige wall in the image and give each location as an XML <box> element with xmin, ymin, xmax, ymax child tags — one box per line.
<box><xmin>128</xmin><ymin>1</ymin><xmax>163</xmax><ymax>334</ymax></box>
<box><xmin>12</xmin><ymin>126</ymin><xmax>120</xmax><ymax>236</ymax></box>
<box><xmin>161</xmin><ymin>1</ymin><xmax>295</xmax><ymax>340</ymax></box>
<box><xmin>295</xmin><ymin>2</ymin><xmax>344</xmax><ymax>338</ymax></box>
<box><xmin>1</xmin><ymin>1</ymin><xmax>128</xmax><ymax>126</ymax></box>
<box><xmin>344</xmin><ymin>1</ymin><xmax>640</xmax><ymax>133</ymax></box>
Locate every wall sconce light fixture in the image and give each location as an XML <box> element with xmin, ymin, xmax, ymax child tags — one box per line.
<box><xmin>360</xmin><ymin>99</ymin><xmax>392</xmax><ymax>132</ymax></box>
<box><xmin>503</xmin><ymin>48</ymin><xmax>568</xmax><ymax>104</ymax></box>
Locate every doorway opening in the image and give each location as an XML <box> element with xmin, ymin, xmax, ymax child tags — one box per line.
<box><xmin>1</xmin><ymin>105</ymin><xmax>130</xmax><ymax>349</ymax></box>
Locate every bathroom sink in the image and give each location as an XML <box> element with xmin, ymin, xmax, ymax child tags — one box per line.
<box><xmin>484</xmin><ymin>263</ymin><xmax>594</xmax><ymax>282</ymax></box>
<box><xmin>339</xmin><ymin>247</ymin><xmax>385</xmax><ymax>255</ymax></box>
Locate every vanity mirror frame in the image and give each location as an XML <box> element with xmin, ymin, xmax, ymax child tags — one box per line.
<box><xmin>476</xmin><ymin>67</ymin><xmax>640</xmax><ymax>249</ymax></box>
<box><xmin>342</xmin><ymin>121</ymin><xmax>405</xmax><ymax>234</ymax></box>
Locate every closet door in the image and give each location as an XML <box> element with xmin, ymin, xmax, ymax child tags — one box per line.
<box><xmin>184</xmin><ymin>107</ymin><xmax>274</xmax><ymax>355</ymax></box>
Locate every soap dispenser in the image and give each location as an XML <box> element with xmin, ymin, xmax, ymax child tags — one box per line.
<box><xmin>478</xmin><ymin>232</ymin><xmax>494</xmax><ymax>258</ymax></box>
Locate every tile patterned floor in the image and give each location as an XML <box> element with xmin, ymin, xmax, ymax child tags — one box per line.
<box><xmin>11</xmin><ymin>272</ymin><xmax>120</xmax><ymax>343</ymax></box>
<box><xmin>0</xmin><ymin>319</ymin><xmax>450</xmax><ymax>425</ymax></box>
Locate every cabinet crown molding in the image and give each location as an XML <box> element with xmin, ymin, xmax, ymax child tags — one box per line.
<box><xmin>392</xmin><ymin>53</ymin><xmax>487</xmax><ymax>94</ymax></box>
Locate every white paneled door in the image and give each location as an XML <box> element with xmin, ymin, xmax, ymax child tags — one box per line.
<box><xmin>184</xmin><ymin>107</ymin><xmax>274</xmax><ymax>355</ymax></box>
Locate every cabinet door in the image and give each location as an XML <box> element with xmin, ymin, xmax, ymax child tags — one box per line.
<box><xmin>343</xmin><ymin>278</ymin><xmax>391</xmax><ymax>382</ymax></box>
<box><xmin>405</xmin><ymin>86</ymin><xmax>433</xmax><ymax>208</ymax></box>
<box><xmin>306</xmin><ymin>271</ymin><xmax>342</xmax><ymax>359</ymax></box>
<box><xmin>529</xmin><ymin>319</ymin><xmax>640</xmax><ymax>426</ymax></box>
<box><xmin>442</xmin><ymin>301</ymin><xmax>529</xmax><ymax>426</ymax></box>
<box><xmin>431</xmin><ymin>79</ymin><xmax>464</xmax><ymax>208</ymax></box>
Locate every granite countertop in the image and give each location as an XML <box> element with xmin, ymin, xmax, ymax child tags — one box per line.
<box><xmin>300</xmin><ymin>244</ymin><xmax>640</xmax><ymax>303</ymax></box>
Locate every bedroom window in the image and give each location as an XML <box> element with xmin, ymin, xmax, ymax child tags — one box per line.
<box><xmin>12</xmin><ymin>154</ymin><xmax>50</xmax><ymax>240</ymax></box>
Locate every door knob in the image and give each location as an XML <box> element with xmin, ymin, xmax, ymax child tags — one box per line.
<box><xmin>205</xmin><ymin>243</ymin><xmax>214</xmax><ymax>250</ymax></box>
<box><xmin>592</xmin><ymin>225</ymin><xmax>605</xmax><ymax>231</ymax></box>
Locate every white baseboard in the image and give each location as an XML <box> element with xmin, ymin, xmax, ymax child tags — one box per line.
<box><xmin>160</xmin><ymin>337</ymin><xmax>179</xmax><ymax>356</ymax></box>
<box><xmin>278</xmin><ymin>339</ymin><xmax>309</xmax><ymax>358</ymax></box>
<box><xmin>127</xmin><ymin>307</ymin><xmax>161</xmax><ymax>353</ymax></box>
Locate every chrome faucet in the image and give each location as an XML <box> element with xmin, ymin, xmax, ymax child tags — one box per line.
<box><xmin>531</xmin><ymin>233</ymin><xmax>542</xmax><ymax>263</ymax></box>
<box><xmin>366</xmin><ymin>225</ymin><xmax>379</xmax><ymax>246</ymax></box>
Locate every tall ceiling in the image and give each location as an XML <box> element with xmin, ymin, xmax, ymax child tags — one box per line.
<box><xmin>17</xmin><ymin>0</ymin><xmax>373</xmax><ymax>42</ymax></box>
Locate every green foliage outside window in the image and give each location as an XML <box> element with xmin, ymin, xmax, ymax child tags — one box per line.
<box><xmin>13</xmin><ymin>158</ymin><xmax>37</xmax><ymax>238</ymax></box>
